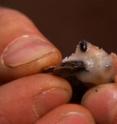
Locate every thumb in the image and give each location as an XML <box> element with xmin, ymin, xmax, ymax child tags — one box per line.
<box><xmin>0</xmin><ymin>8</ymin><xmax>61</xmax><ymax>82</ymax></box>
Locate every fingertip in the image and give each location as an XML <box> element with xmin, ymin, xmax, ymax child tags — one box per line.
<box><xmin>36</xmin><ymin>104</ymin><xmax>95</xmax><ymax>124</ymax></box>
<box><xmin>0</xmin><ymin>74</ymin><xmax>72</xmax><ymax>124</ymax></box>
<box><xmin>81</xmin><ymin>83</ymin><xmax>117</xmax><ymax>124</ymax></box>
<box><xmin>0</xmin><ymin>7</ymin><xmax>62</xmax><ymax>82</ymax></box>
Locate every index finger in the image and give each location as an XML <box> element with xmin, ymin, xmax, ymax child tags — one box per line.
<box><xmin>0</xmin><ymin>8</ymin><xmax>61</xmax><ymax>82</ymax></box>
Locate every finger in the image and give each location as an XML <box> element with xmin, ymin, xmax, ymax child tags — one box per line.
<box><xmin>82</xmin><ymin>83</ymin><xmax>117</xmax><ymax>124</ymax></box>
<box><xmin>0</xmin><ymin>74</ymin><xmax>72</xmax><ymax>124</ymax></box>
<box><xmin>36</xmin><ymin>104</ymin><xmax>95</xmax><ymax>124</ymax></box>
<box><xmin>0</xmin><ymin>7</ymin><xmax>61</xmax><ymax>82</ymax></box>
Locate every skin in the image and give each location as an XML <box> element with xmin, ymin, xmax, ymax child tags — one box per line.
<box><xmin>0</xmin><ymin>7</ymin><xmax>116</xmax><ymax>124</ymax></box>
<box><xmin>0</xmin><ymin>7</ymin><xmax>94</xmax><ymax>124</ymax></box>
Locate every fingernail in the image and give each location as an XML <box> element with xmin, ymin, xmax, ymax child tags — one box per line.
<box><xmin>33</xmin><ymin>88</ymin><xmax>70</xmax><ymax>117</ymax></box>
<box><xmin>0</xmin><ymin>116</ymin><xmax>10</xmax><ymax>124</ymax></box>
<box><xmin>56</xmin><ymin>112</ymin><xmax>93</xmax><ymax>124</ymax></box>
<box><xmin>2</xmin><ymin>35</ymin><xmax>56</xmax><ymax>67</ymax></box>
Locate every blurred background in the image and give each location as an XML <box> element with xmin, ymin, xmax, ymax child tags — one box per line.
<box><xmin>0</xmin><ymin>0</ymin><xmax>116</xmax><ymax>56</ymax></box>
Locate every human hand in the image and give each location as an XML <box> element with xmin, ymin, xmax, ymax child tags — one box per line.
<box><xmin>82</xmin><ymin>81</ymin><xmax>117</xmax><ymax>124</ymax></box>
<box><xmin>1</xmin><ymin>7</ymin><xmax>116</xmax><ymax>124</ymax></box>
<box><xmin>0</xmin><ymin>7</ymin><xmax>94</xmax><ymax>124</ymax></box>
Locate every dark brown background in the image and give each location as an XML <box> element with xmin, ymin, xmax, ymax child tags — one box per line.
<box><xmin>0</xmin><ymin>0</ymin><xmax>116</xmax><ymax>56</ymax></box>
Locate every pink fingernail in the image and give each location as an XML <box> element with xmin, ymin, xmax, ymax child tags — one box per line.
<box><xmin>57</xmin><ymin>112</ymin><xmax>93</xmax><ymax>124</ymax></box>
<box><xmin>33</xmin><ymin>88</ymin><xmax>70</xmax><ymax>116</ymax></box>
<box><xmin>2</xmin><ymin>35</ymin><xmax>55</xmax><ymax>67</ymax></box>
